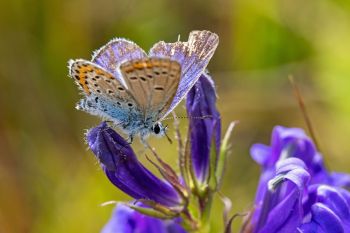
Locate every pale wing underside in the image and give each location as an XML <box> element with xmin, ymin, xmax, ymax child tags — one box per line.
<box><xmin>149</xmin><ymin>30</ymin><xmax>219</xmax><ymax>119</ymax></box>
<box><xmin>119</xmin><ymin>57</ymin><xmax>181</xmax><ymax>120</ymax></box>
<box><xmin>91</xmin><ymin>38</ymin><xmax>147</xmax><ymax>87</ymax></box>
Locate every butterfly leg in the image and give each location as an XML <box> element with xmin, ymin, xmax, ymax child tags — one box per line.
<box><xmin>140</xmin><ymin>136</ymin><xmax>149</xmax><ymax>148</ymax></box>
<box><xmin>124</xmin><ymin>134</ymin><xmax>134</xmax><ymax>144</ymax></box>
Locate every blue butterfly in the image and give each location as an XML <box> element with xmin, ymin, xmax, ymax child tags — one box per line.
<box><xmin>68</xmin><ymin>30</ymin><xmax>218</xmax><ymax>142</ymax></box>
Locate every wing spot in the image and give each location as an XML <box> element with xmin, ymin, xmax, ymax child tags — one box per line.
<box><xmin>147</xmin><ymin>75</ymin><xmax>153</xmax><ymax>79</ymax></box>
<box><xmin>96</xmin><ymin>89</ymin><xmax>101</xmax><ymax>93</ymax></box>
<box><xmin>154</xmin><ymin>86</ymin><xmax>164</xmax><ymax>91</ymax></box>
<box><xmin>108</xmin><ymin>90</ymin><xmax>113</xmax><ymax>94</ymax></box>
<box><xmin>118</xmin><ymin>87</ymin><xmax>124</xmax><ymax>91</ymax></box>
<box><xmin>84</xmin><ymin>81</ymin><xmax>88</xmax><ymax>84</ymax></box>
<box><xmin>95</xmin><ymin>75</ymin><xmax>100</xmax><ymax>79</ymax></box>
<box><xmin>128</xmin><ymin>103</ymin><xmax>133</xmax><ymax>107</ymax></box>
<box><xmin>140</xmin><ymin>77</ymin><xmax>146</xmax><ymax>82</ymax></box>
<box><xmin>75</xmin><ymin>69</ymin><xmax>80</xmax><ymax>74</ymax></box>
<box><xmin>154</xmin><ymin>71</ymin><xmax>160</xmax><ymax>75</ymax></box>
<box><xmin>74</xmin><ymin>75</ymin><xmax>80</xmax><ymax>80</ymax></box>
<box><xmin>130</xmin><ymin>77</ymin><xmax>137</xmax><ymax>80</ymax></box>
<box><xmin>94</xmin><ymin>84</ymin><xmax>98</xmax><ymax>87</ymax></box>
<box><xmin>92</xmin><ymin>78</ymin><xmax>96</xmax><ymax>81</ymax></box>
<box><xmin>106</xmin><ymin>79</ymin><xmax>111</xmax><ymax>83</ymax></box>
<box><xmin>117</xmin><ymin>102</ymin><xmax>121</xmax><ymax>105</ymax></box>
<box><xmin>162</xmin><ymin>71</ymin><xmax>168</xmax><ymax>75</ymax></box>
<box><xmin>94</xmin><ymin>97</ymin><xmax>99</xmax><ymax>103</ymax></box>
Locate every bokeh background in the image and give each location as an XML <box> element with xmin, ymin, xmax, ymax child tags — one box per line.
<box><xmin>1</xmin><ymin>0</ymin><xmax>350</xmax><ymax>232</ymax></box>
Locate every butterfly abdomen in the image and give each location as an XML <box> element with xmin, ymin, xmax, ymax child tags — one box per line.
<box><xmin>77</xmin><ymin>95</ymin><xmax>148</xmax><ymax>134</ymax></box>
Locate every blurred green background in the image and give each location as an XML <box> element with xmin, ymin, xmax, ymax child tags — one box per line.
<box><xmin>1</xmin><ymin>0</ymin><xmax>350</xmax><ymax>232</ymax></box>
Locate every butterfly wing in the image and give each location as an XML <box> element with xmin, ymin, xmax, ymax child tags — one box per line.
<box><xmin>119</xmin><ymin>57</ymin><xmax>181</xmax><ymax>121</ymax></box>
<box><xmin>68</xmin><ymin>59</ymin><xmax>141</xmax><ymax>125</ymax></box>
<box><xmin>92</xmin><ymin>38</ymin><xmax>147</xmax><ymax>87</ymax></box>
<box><xmin>149</xmin><ymin>30</ymin><xmax>219</xmax><ymax>120</ymax></box>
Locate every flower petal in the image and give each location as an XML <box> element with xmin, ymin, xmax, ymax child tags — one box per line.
<box><xmin>186</xmin><ymin>73</ymin><xmax>221</xmax><ymax>183</ymax></box>
<box><xmin>150</xmin><ymin>30</ymin><xmax>219</xmax><ymax>117</ymax></box>
<box><xmin>274</xmin><ymin>158</ymin><xmax>310</xmax><ymax>192</ymax></box>
<box><xmin>316</xmin><ymin>186</ymin><xmax>350</xmax><ymax>220</ymax></box>
<box><xmin>299</xmin><ymin>203</ymin><xmax>344</xmax><ymax>233</ymax></box>
<box><xmin>252</xmin><ymin>126</ymin><xmax>332</xmax><ymax>186</ymax></box>
<box><xmin>250</xmin><ymin>144</ymin><xmax>271</xmax><ymax>166</ymax></box>
<box><xmin>87</xmin><ymin>122</ymin><xmax>182</xmax><ymax>207</ymax></box>
<box><xmin>101</xmin><ymin>204</ymin><xmax>186</xmax><ymax>233</ymax></box>
<box><xmin>330</xmin><ymin>172</ymin><xmax>350</xmax><ymax>188</ymax></box>
<box><xmin>271</xmin><ymin>126</ymin><xmax>317</xmax><ymax>169</ymax></box>
<box><xmin>258</xmin><ymin>188</ymin><xmax>301</xmax><ymax>233</ymax></box>
<box><xmin>302</xmin><ymin>185</ymin><xmax>350</xmax><ymax>232</ymax></box>
<box><xmin>253</xmin><ymin>158</ymin><xmax>310</xmax><ymax>233</ymax></box>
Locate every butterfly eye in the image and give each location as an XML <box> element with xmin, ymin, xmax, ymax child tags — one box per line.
<box><xmin>152</xmin><ymin>123</ymin><xmax>161</xmax><ymax>134</ymax></box>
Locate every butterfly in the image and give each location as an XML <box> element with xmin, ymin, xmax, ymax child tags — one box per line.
<box><xmin>68</xmin><ymin>30</ymin><xmax>219</xmax><ymax>142</ymax></box>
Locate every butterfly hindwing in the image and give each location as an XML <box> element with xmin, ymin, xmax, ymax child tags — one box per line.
<box><xmin>119</xmin><ymin>57</ymin><xmax>181</xmax><ymax>121</ymax></box>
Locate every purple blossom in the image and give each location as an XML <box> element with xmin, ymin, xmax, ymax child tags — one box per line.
<box><xmin>87</xmin><ymin>71</ymin><xmax>226</xmax><ymax>232</ymax></box>
<box><xmin>300</xmin><ymin>184</ymin><xmax>350</xmax><ymax>232</ymax></box>
<box><xmin>247</xmin><ymin>126</ymin><xmax>350</xmax><ymax>233</ymax></box>
<box><xmin>186</xmin><ymin>73</ymin><xmax>221</xmax><ymax>184</ymax></box>
<box><xmin>87</xmin><ymin>122</ymin><xmax>183</xmax><ymax>208</ymax></box>
<box><xmin>252</xmin><ymin>158</ymin><xmax>310</xmax><ymax>233</ymax></box>
<box><xmin>102</xmin><ymin>204</ymin><xmax>186</xmax><ymax>233</ymax></box>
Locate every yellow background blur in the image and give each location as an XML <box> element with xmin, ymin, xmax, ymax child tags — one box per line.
<box><xmin>1</xmin><ymin>0</ymin><xmax>350</xmax><ymax>232</ymax></box>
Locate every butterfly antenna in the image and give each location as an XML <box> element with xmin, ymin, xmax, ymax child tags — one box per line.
<box><xmin>164</xmin><ymin>125</ymin><xmax>173</xmax><ymax>144</ymax></box>
<box><xmin>289</xmin><ymin>75</ymin><xmax>321</xmax><ymax>151</ymax></box>
<box><xmin>163</xmin><ymin>115</ymin><xmax>212</xmax><ymax>121</ymax></box>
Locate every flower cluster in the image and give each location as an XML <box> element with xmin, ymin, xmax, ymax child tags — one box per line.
<box><xmin>76</xmin><ymin>31</ymin><xmax>350</xmax><ymax>233</ymax></box>
<box><xmin>245</xmin><ymin>126</ymin><xmax>350</xmax><ymax>233</ymax></box>
<box><xmin>87</xmin><ymin>72</ymin><xmax>229</xmax><ymax>232</ymax></box>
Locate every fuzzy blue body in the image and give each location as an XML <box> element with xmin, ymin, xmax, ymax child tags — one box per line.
<box><xmin>78</xmin><ymin>94</ymin><xmax>158</xmax><ymax>140</ymax></box>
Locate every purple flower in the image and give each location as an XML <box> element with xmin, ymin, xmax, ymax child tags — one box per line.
<box><xmin>87</xmin><ymin>122</ymin><xmax>183</xmax><ymax>208</ymax></box>
<box><xmin>252</xmin><ymin>158</ymin><xmax>310</xmax><ymax>233</ymax></box>
<box><xmin>246</xmin><ymin>126</ymin><xmax>350</xmax><ymax>233</ymax></box>
<box><xmin>186</xmin><ymin>73</ymin><xmax>221</xmax><ymax>185</ymax></box>
<box><xmin>102</xmin><ymin>204</ymin><xmax>186</xmax><ymax>233</ymax></box>
<box><xmin>300</xmin><ymin>184</ymin><xmax>350</xmax><ymax>232</ymax></box>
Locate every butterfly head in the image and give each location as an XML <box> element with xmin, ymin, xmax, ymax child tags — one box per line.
<box><xmin>151</xmin><ymin>122</ymin><xmax>166</xmax><ymax>136</ymax></box>
<box><xmin>151</xmin><ymin>122</ymin><xmax>172</xmax><ymax>143</ymax></box>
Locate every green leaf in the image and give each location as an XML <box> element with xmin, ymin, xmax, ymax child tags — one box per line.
<box><xmin>126</xmin><ymin>203</ymin><xmax>175</xmax><ymax>219</ymax></box>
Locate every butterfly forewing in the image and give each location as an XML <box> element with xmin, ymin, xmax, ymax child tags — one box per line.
<box><xmin>149</xmin><ymin>30</ymin><xmax>219</xmax><ymax>119</ymax></box>
<box><xmin>119</xmin><ymin>57</ymin><xmax>181</xmax><ymax>121</ymax></box>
